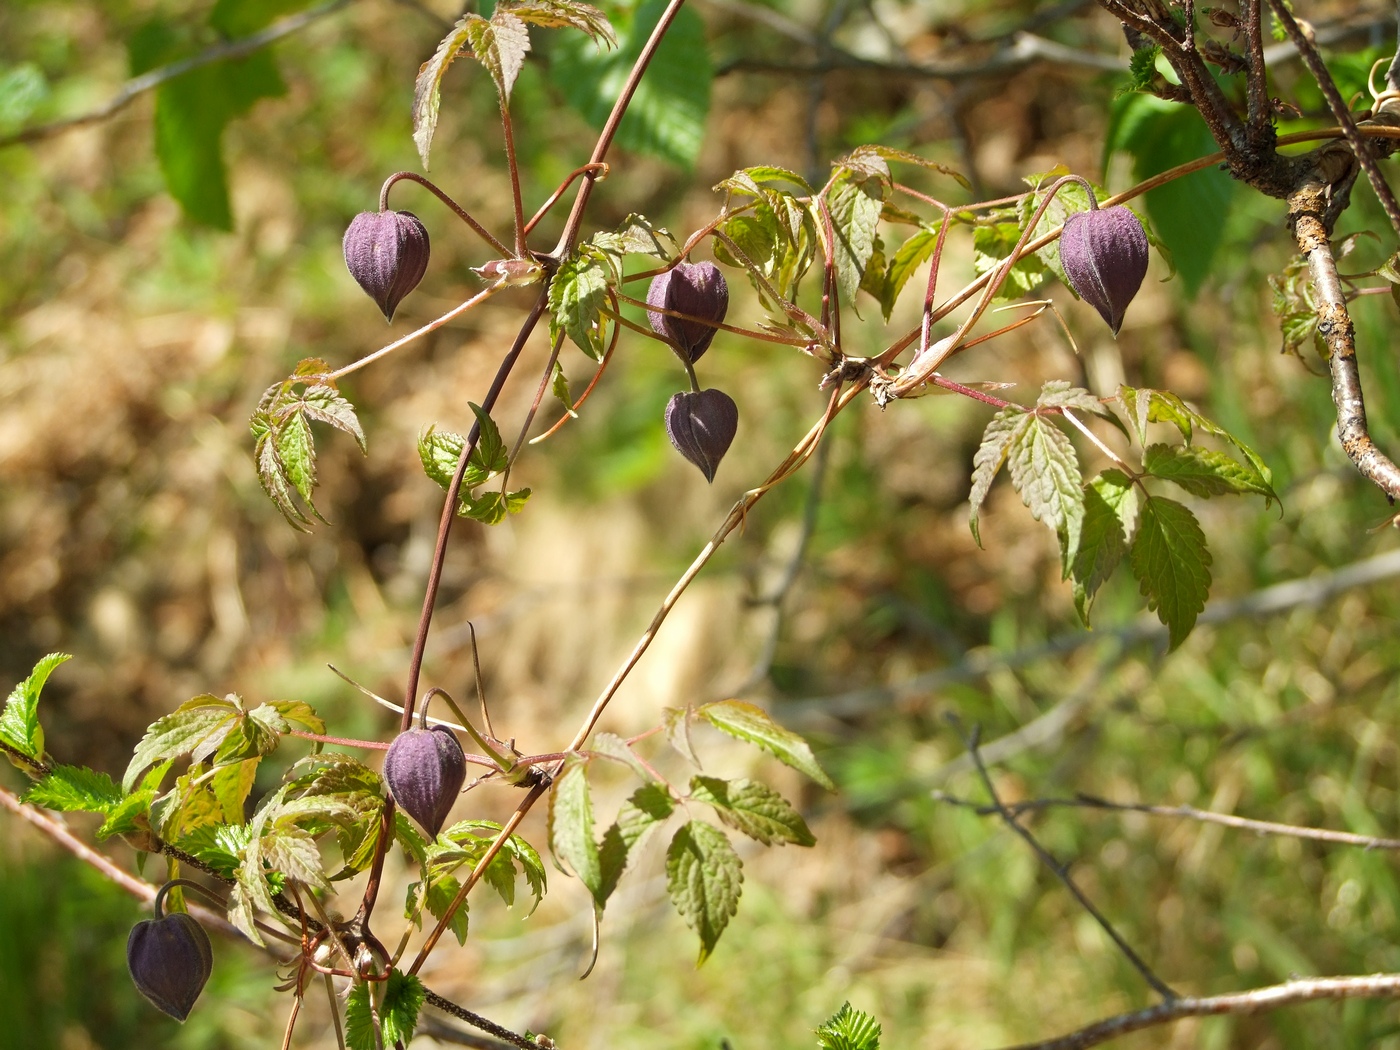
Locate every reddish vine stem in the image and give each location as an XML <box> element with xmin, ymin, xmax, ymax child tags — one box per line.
<box><xmin>356</xmin><ymin>290</ymin><xmax>549</xmax><ymax>930</ymax></box>
<box><xmin>382</xmin><ymin>0</ymin><xmax>696</xmax><ymax>951</ymax></box>
<box><xmin>379</xmin><ymin>171</ymin><xmax>512</xmax><ymax>257</ymax></box>
<box><xmin>500</xmin><ymin>100</ymin><xmax>528</xmax><ymax>257</ymax></box>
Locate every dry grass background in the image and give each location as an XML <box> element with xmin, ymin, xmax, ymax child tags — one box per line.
<box><xmin>4</xmin><ymin>1</ymin><xmax>1400</xmax><ymax>1048</ymax></box>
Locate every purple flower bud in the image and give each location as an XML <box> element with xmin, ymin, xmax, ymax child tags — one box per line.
<box><xmin>383</xmin><ymin>724</ymin><xmax>465</xmax><ymax>838</ymax></box>
<box><xmin>127</xmin><ymin>910</ymin><xmax>213</xmax><ymax>1022</ymax></box>
<box><xmin>646</xmin><ymin>261</ymin><xmax>729</xmax><ymax>362</ymax></box>
<box><xmin>665</xmin><ymin>389</ymin><xmax>738</xmax><ymax>483</ymax></box>
<box><xmin>343</xmin><ymin>210</ymin><xmax>431</xmax><ymax>322</ymax></box>
<box><xmin>1060</xmin><ymin>205</ymin><xmax>1149</xmax><ymax>336</ymax></box>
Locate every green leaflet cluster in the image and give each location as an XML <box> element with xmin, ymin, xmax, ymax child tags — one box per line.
<box><xmin>250</xmin><ymin>357</ymin><xmax>366</xmax><ymax>530</ymax></box>
<box><xmin>418</xmin><ymin>403</ymin><xmax>532</xmax><ymax>526</ymax></box>
<box><xmin>969</xmin><ymin>381</ymin><xmax>1278</xmax><ymax>648</ymax></box>
<box><xmin>3</xmin><ymin>654</ymin><xmax>548</xmax><ymax>1046</ymax></box>
<box><xmin>548</xmin><ymin>700</ymin><xmax>831</xmax><ymax>964</ymax></box>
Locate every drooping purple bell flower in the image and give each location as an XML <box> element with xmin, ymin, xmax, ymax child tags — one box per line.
<box><xmin>665</xmin><ymin>388</ymin><xmax>739</xmax><ymax>483</ymax></box>
<box><xmin>1060</xmin><ymin>205</ymin><xmax>1149</xmax><ymax>336</ymax></box>
<box><xmin>343</xmin><ymin>210</ymin><xmax>431</xmax><ymax>322</ymax></box>
<box><xmin>646</xmin><ymin>261</ymin><xmax>729</xmax><ymax>363</ymax></box>
<box><xmin>383</xmin><ymin>723</ymin><xmax>466</xmax><ymax>838</ymax></box>
<box><xmin>127</xmin><ymin>905</ymin><xmax>213</xmax><ymax>1022</ymax></box>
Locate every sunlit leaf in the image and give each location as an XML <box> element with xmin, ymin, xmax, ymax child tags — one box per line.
<box><xmin>1131</xmin><ymin>495</ymin><xmax>1211</xmax><ymax>649</ymax></box>
<box><xmin>666</xmin><ymin>820</ymin><xmax>742</xmax><ymax>964</ymax></box>
<box><xmin>817</xmin><ymin>1002</ymin><xmax>883</xmax><ymax>1050</ymax></box>
<box><xmin>0</xmin><ymin>652</ymin><xmax>69</xmax><ymax>771</ymax></box>
<box><xmin>1072</xmin><ymin>469</ymin><xmax>1136</xmax><ymax>625</ymax></box>
<box><xmin>548</xmin><ymin>759</ymin><xmax>601</xmax><ymax>898</ymax></box>
<box><xmin>24</xmin><ymin>764</ymin><xmax>121</xmax><ymax>813</ymax></box>
<box><xmin>968</xmin><ymin>407</ymin><xmax>1028</xmax><ymax>548</ymax></box>
<box><xmin>688</xmin><ymin>776</ymin><xmax>814</xmax><ymax>847</ymax></box>
<box><xmin>696</xmin><ymin>700</ymin><xmax>833</xmax><ymax>789</ymax></box>
<box><xmin>598</xmin><ymin>782</ymin><xmax>674</xmax><ymax>906</ymax></box>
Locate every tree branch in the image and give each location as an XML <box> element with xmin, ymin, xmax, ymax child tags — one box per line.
<box><xmin>954</xmin><ymin>721</ymin><xmax>1179</xmax><ymax>1002</ymax></box>
<box><xmin>0</xmin><ymin>0</ymin><xmax>354</xmax><ymax>150</ymax></box>
<box><xmin>997</xmin><ymin>974</ymin><xmax>1400</xmax><ymax>1050</ymax></box>
<box><xmin>1290</xmin><ymin>186</ymin><xmax>1400</xmax><ymax>500</ymax></box>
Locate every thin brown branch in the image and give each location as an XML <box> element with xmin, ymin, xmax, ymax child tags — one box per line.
<box><xmin>955</xmin><ymin>722</ymin><xmax>1179</xmax><ymax>1002</ymax></box>
<box><xmin>998</xmin><ymin>973</ymin><xmax>1400</xmax><ymax>1050</ymax></box>
<box><xmin>0</xmin><ymin>0</ymin><xmax>353</xmax><ymax>150</ymax></box>
<box><xmin>422</xmin><ymin>988</ymin><xmax>548</xmax><ymax>1050</ymax></box>
<box><xmin>1268</xmin><ymin>0</ymin><xmax>1400</xmax><ymax>237</ymax></box>
<box><xmin>1</xmin><ymin>786</ymin><xmax>247</xmax><ymax>943</ymax></box>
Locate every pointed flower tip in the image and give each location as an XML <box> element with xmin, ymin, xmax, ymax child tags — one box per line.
<box><xmin>665</xmin><ymin>388</ymin><xmax>739</xmax><ymax>482</ymax></box>
<box><xmin>647</xmin><ymin>261</ymin><xmax>729</xmax><ymax>363</ymax></box>
<box><xmin>1060</xmin><ymin>205</ymin><xmax>1148</xmax><ymax>336</ymax></box>
<box><xmin>343</xmin><ymin>210</ymin><xmax>431</xmax><ymax>322</ymax></box>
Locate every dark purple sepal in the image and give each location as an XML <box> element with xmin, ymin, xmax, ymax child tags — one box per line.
<box><xmin>127</xmin><ymin>912</ymin><xmax>213</xmax><ymax>1022</ymax></box>
<box><xmin>665</xmin><ymin>388</ymin><xmax>739</xmax><ymax>483</ymax></box>
<box><xmin>1060</xmin><ymin>205</ymin><xmax>1149</xmax><ymax>336</ymax></box>
<box><xmin>646</xmin><ymin>261</ymin><xmax>729</xmax><ymax>362</ymax></box>
<box><xmin>343</xmin><ymin>210</ymin><xmax>431</xmax><ymax>322</ymax></box>
<box><xmin>383</xmin><ymin>724</ymin><xmax>466</xmax><ymax>838</ymax></box>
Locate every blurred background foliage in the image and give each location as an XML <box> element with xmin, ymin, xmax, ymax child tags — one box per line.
<box><xmin>2</xmin><ymin>0</ymin><xmax>1400</xmax><ymax>1047</ymax></box>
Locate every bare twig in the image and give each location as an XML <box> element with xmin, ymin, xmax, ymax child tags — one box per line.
<box><xmin>0</xmin><ymin>0</ymin><xmax>353</xmax><ymax>150</ymax></box>
<box><xmin>1268</xmin><ymin>0</ymin><xmax>1400</xmax><ymax>237</ymax></box>
<box><xmin>938</xmin><ymin>791</ymin><xmax>1400</xmax><ymax>851</ymax></box>
<box><xmin>997</xmin><ymin>973</ymin><xmax>1400</xmax><ymax>1050</ymax></box>
<box><xmin>422</xmin><ymin>988</ymin><xmax>547</xmax><ymax>1050</ymax></box>
<box><xmin>0</xmin><ymin>786</ymin><xmax>259</xmax><ymax>946</ymax></box>
<box><xmin>954</xmin><ymin>720</ymin><xmax>1178</xmax><ymax>1001</ymax></box>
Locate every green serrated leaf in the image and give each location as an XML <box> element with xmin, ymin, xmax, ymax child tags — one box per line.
<box><xmin>817</xmin><ymin>1002</ymin><xmax>883</xmax><ymax>1050</ymax></box>
<box><xmin>123</xmin><ymin>694</ymin><xmax>240</xmax><ymax>792</ymax></box>
<box><xmin>0</xmin><ymin>652</ymin><xmax>69</xmax><ymax>770</ymax></box>
<box><xmin>465</xmin><ymin>11</ymin><xmax>532</xmax><ymax>100</ymax></box>
<box><xmin>1131</xmin><ymin>495</ymin><xmax>1212</xmax><ymax>649</ymax></box>
<box><xmin>696</xmin><ymin>700</ymin><xmax>834</xmax><ymax>789</ymax></box>
<box><xmin>468</xmin><ymin>402</ymin><xmax>508</xmax><ymax>475</ymax></box>
<box><xmin>824</xmin><ymin>169</ymin><xmax>885</xmax><ymax>310</ymax></box>
<box><xmin>413</xmin><ymin>17</ymin><xmax>477</xmax><ymax>169</ymax></box>
<box><xmin>549</xmin><ymin>245</ymin><xmax>612</xmax><ymax>359</ymax></box>
<box><xmin>549</xmin><ymin>360</ymin><xmax>577</xmax><ymax>417</ymax></box>
<box><xmin>1072</xmin><ymin>470</ymin><xmax>1136</xmax><ymax>626</ymax></box>
<box><xmin>878</xmin><ymin>224</ymin><xmax>940</xmax><ymax>322</ymax></box>
<box><xmin>593</xmin><ymin>213</ymin><xmax>678</xmax><ymax>259</ymax></box>
<box><xmin>344</xmin><ymin>982</ymin><xmax>376</xmax><ymax>1050</ymax></box>
<box><xmin>24</xmin><ymin>764</ymin><xmax>122</xmax><ymax>813</ymax></box>
<box><xmin>666</xmin><ymin>821</ymin><xmax>742</xmax><ymax>964</ymax></box>
<box><xmin>298</xmin><ymin>384</ymin><xmax>366</xmax><ymax>453</ymax></box>
<box><xmin>1143</xmin><ymin>443</ymin><xmax>1276</xmax><ymax>499</ymax></box>
<box><xmin>380</xmin><ymin>969</ymin><xmax>426</xmax><ymax>1046</ymax></box>
<box><xmin>598</xmin><ymin>782</ymin><xmax>674</xmax><ymax>906</ymax></box>
<box><xmin>689</xmin><ymin>776</ymin><xmax>814</xmax><ymax>847</ymax></box>
<box><xmin>503</xmin><ymin>834</ymin><xmax>547</xmax><ymax>913</ymax></box>
<box><xmin>968</xmin><ymin>407</ymin><xmax>1028</xmax><ymax>547</ymax></box>
<box><xmin>210</xmin><ymin>758</ymin><xmax>260</xmax><ymax>823</ymax></box>
<box><xmin>262</xmin><ymin>825</ymin><xmax>330</xmax><ymax>891</ymax></box>
<box><xmin>548</xmin><ymin>759</ymin><xmax>601</xmax><ymax>898</ymax></box>
<box><xmin>1123</xmin><ymin>44</ymin><xmax>1162</xmax><ymax>94</ymax></box>
<box><xmin>175</xmin><ymin>822</ymin><xmax>252</xmax><ymax>878</ymax></box>
<box><xmin>498</xmin><ymin>0</ymin><xmax>615</xmax><ymax>44</ymax></box>
<box><xmin>1007</xmin><ymin>414</ymin><xmax>1084</xmax><ymax>575</ymax></box>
